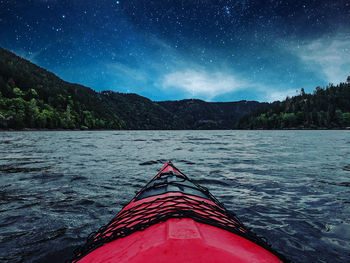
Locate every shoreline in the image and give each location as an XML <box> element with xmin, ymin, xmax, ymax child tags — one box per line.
<box><xmin>1</xmin><ymin>127</ymin><xmax>349</xmax><ymax>132</ymax></box>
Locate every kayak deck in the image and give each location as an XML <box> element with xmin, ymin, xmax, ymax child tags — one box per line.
<box><xmin>72</xmin><ymin>161</ymin><xmax>285</xmax><ymax>263</ymax></box>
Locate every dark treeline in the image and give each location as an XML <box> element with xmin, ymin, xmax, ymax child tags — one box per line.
<box><xmin>238</xmin><ymin>84</ymin><xmax>350</xmax><ymax>129</ymax></box>
<box><xmin>0</xmin><ymin>47</ymin><xmax>264</xmax><ymax>130</ymax></box>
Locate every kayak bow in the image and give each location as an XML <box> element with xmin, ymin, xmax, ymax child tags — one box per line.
<box><xmin>72</xmin><ymin>161</ymin><xmax>285</xmax><ymax>263</ymax></box>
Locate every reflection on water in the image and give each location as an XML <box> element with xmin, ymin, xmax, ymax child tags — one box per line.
<box><xmin>0</xmin><ymin>130</ymin><xmax>349</xmax><ymax>262</ymax></box>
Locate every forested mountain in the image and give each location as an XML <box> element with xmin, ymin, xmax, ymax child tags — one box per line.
<box><xmin>238</xmin><ymin>84</ymin><xmax>350</xmax><ymax>129</ymax></box>
<box><xmin>158</xmin><ymin>99</ymin><xmax>266</xmax><ymax>129</ymax></box>
<box><xmin>0</xmin><ymin>46</ymin><xmax>266</xmax><ymax>130</ymax></box>
<box><xmin>0</xmin><ymin>47</ymin><xmax>125</xmax><ymax>129</ymax></box>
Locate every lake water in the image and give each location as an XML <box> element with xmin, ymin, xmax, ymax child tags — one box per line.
<box><xmin>0</xmin><ymin>130</ymin><xmax>349</xmax><ymax>262</ymax></box>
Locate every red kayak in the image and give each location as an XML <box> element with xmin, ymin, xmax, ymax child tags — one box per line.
<box><xmin>71</xmin><ymin>161</ymin><xmax>286</xmax><ymax>262</ymax></box>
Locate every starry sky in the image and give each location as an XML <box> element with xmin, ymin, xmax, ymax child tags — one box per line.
<box><xmin>1</xmin><ymin>0</ymin><xmax>350</xmax><ymax>102</ymax></box>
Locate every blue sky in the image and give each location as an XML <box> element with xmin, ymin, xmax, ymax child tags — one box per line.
<box><xmin>1</xmin><ymin>0</ymin><xmax>349</xmax><ymax>102</ymax></box>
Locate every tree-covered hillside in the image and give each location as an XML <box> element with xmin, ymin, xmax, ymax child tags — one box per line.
<box><xmin>0</xmin><ymin>47</ymin><xmax>125</xmax><ymax>129</ymax></box>
<box><xmin>238</xmin><ymin>84</ymin><xmax>350</xmax><ymax>129</ymax></box>
<box><xmin>101</xmin><ymin>91</ymin><xmax>185</xmax><ymax>129</ymax></box>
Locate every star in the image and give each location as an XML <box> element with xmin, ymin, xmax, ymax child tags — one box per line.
<box><xmin>224</xmin><ymin>6</ymin><xmax>231</xmax><ymax>16</ymax></box>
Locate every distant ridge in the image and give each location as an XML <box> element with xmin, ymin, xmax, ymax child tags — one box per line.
<box><xmin>158</xmin><ymin>99</ymin><xmax>266</xmax><ymax>129</ymax></box>
<box><xmin>0</xmin><ymin>46</ymin><xmax>266</xmax><ymax>130</ymax></box>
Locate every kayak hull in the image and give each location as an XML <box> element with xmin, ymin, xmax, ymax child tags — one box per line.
<box><xmin>78</xmin><ymin>218</ymin><xmax>280</xmax><ymax>263</ymax></box>
<box><xmin>73</xmin><ymin>161</ymin><xmax>284</xmax><ymax>263</ymax></box>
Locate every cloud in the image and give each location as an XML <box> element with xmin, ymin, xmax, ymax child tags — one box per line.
<box><xmin>108</xmin><ymin>62</ymin><xmax>148</xmax><ymax>82</ymax></box>
<box><xmin>161</xmin><ymin>69</ymin><xmax>248</xmax><ymax>100</ymax></box>
<box><xmin>161</xmin><ymin>68</ymin><xmax>298</xmax><ymax>102</ymax></box>
<box><xmin>297</xmin><ymin>35</ymin><xmax>350</xmax><ymax>84</ymax></box>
